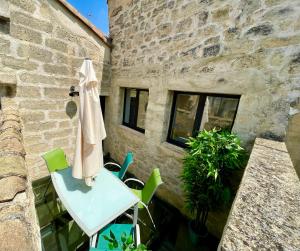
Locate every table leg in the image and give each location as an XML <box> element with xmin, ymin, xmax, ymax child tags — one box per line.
<box><xmin>90</xmin><ymin>234</ymin><xmax>97</xmax><ymax>248</ymax></box>
<box><xmin>133</xmin><ymin>203</ymin><xmax>138</xmax><ymax>227</ymax></box>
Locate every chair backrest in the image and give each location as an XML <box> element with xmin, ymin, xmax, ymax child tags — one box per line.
<box><xmin>42</xmin><ymin>148</ymin><xmax>69</xmax><ymax>173</ymax></box>
<box><xmin>119</xmin><ymin>152</ymin><xmax>134</xmax><ymax>179</ymax></box>
<box><xmin>142</xmin><ymin>168</ymin><xmax>163</xmax><ymax>205</ymax></box>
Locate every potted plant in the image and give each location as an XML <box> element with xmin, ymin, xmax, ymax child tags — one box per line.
<box><xmin>181</xmin><ymin>129</ymin><xmax>246</xmax><ymax>245</ymax></box>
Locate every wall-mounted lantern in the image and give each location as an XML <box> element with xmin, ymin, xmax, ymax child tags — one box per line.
<box><xmin>69</xmin><ymin>86</ymin><xmax>79</xmax><ymax>97</ymax></box>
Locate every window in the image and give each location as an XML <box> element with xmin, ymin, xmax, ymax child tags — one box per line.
<box><xmin>123</xmin><ymin>88</ymin><xmax>149</xmax><ymax>133</ymax></box>
<box><xmin>167</xmin><ymin>92</ymin><xmax>240</xmax><ymax>147</ymax></box>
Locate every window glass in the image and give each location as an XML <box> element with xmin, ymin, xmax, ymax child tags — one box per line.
<box><xmin>123</xmin><ymin>89</ymin><xmax>133</xmax><ymax>124</ymax></box>
<box><xmin>168</xmin><ymin>92</ymin><xmax>240</xmax><ymax>147</ymax></box>
<box><xmin>201</xmin><ymin>96</ymin><xmax>239</xmax><ymax>131</ymax></box>
<box><xmin>137</xmin><ymin>91</ymin><xmax>149</xmax><ymax>129</ymax></box>
<box><xmin>122</xmin><ymin>88</ymin><xmax>149</xmax><ymax>133</ymax></box>
<box><xmin>170</xmin><ymin>94</ymin><xmax>199</xmax><ymax>144</ymax></box>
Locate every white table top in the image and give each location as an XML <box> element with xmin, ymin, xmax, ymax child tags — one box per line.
<box><xmin>51</xmin><ymin>167</ymin><xmax>139</xmax><ymax>237</ymax></box>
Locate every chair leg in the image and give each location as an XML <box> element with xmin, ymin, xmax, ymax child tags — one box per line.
<box><xmin>124</xmin><ymin>212</ymin><xmax>147</xmax><ymax>227</ymax></box>
<box><xmin>145</xmin><ymin>205</ymin><xmax>156</xmax><ymax>229</ymax></box>
<box><xmin>42</xmin><ymin>179</ymin><xmax>52</xmax><ymax>202</ymax></box>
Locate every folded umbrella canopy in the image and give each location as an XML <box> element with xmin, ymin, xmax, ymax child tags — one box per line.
<box><xmin>73</xmin><ymin>59</ymin><xmax>106</xmax><ymax>186</ymax></box>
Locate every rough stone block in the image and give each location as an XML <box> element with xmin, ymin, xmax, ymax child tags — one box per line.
<box><xmin>19</xmin><ymin>73</ymin><xmax>55</xmax><ymax>85</ymax></box>
<box><xmin>0</xmin><ymin>72</ymin><xmax>17</xmax><ymax>86</ymax></box>
<box><xmin>0</xmin><ymin>138</ymin><xmax>25</xmax><ymax>156</ymax></box>
<box><xmin>0</xmin><ymin>156</ymin><xmax>27</xmax><ymax>178</ymax></box>
<box><xmin>20</xmin><ymin>111</ymin><xmax>45</xmax><ymax>123</ymax></box>
<box><xmin>45</xmin><ymin>38</ymin><xmax>68</xmax><ymax>53</ymax></box>
<box><xmin>246</xmin><ymin>24</ymin><xmax>273</xmax><ymax>36</ymax></box>
<box><xmin>44</xmin><ymin>87</ymin><xmax>69</xmax><ymax>99</ymax></box>
<box><xmin>176</xmin><ymin>17</ymin><xmax>192</xmax><ymax>33</ymax></box>
<box><xmin>25</xmin><ymin>143</ymin><xmax>49</xmax><ymax>154</ymax></box>
<box><xmin>23</xmin><ymin>135</ymin><xmax>42</xmax><ymax>146</ymax></box>
<box><xmin>59</xmin><ymin>121</ymin><xmax>71</xmax><ymax>128</ymax></box>
<box><xmin>17</xmin><ymin>86</ymin><xmax>41</xmax><ymax>98</ymax></box>
<box><xmin>2</xmin><ymin>56</ymin><xmax>37</xmax><ymax>71</ymax></box>
<box><xmin>111</xmin><ymin>5</ymin><xmax>123</xmax><ymax>17</ymax></box>
<box><xmin>198</xmin><ymin>11</ymin><xmax>209</xmax><ymax>26</ymax></box>
<box><xmin>24</xmin><ymin>121</ymin><xmax>57</xmax><ymax>132</ymax></box>
<box><xmin>17</xmin><ymin>44</ymin><xmax>53</xmax><ymax>63</ymax></box>
<box><xmin>204</xmin><ymin>35</ymin><xmax>220</xmax><ymax>45</ymax></box>
<box><xmin>44</xmin><ymin>128</ymin><xmax>73</xmax><ymax>140</ymax></box>
<box><xmin>203</xmin><ymin>44</ymin><xmax>220</xmax><ymax>57</ymax></box>
<box><xmin>10</xmin><ymin>24</ymin><xmax>42</xmax><ymax>44</ymax></box>
<box><xmin>212</xmin><ymin>6</ymin><xmax>230</xmax><ymax>21</ymax></box>
<box><xmin>43</xmin><ymin>64</ymin><xmax>70</xmax><ymax>75</ymax></box>
<box><xmin>55</xmin><ymin>76</ymin><xmax>78</xmax><ymax>87</ymax></box>
<box><xmin>0</xmin><ymin>37</ymin><xmax>10</xmax><ymax>54</ymax></box>
<box><xmin>0</xmin><ymin>176</ymin><xmax>26</xmax><ymax>202</ymax></box>
<box><xmin>157</xmin><ymin>23</ymin><xmax>172</xmax><ymax>38</ymax></box>
<box><xmin>55</xmin><ymin>26</ymin><xmax>78</xmax><ymax>43</ymax></box>
<box><xmin>0</xmin><ymin>215</ymin><xmax>34</xmax><ymax>251</ymax></box>
<box><xmin>19</xmin><ymin>100</ymin><xmax>57</xmax><ymax>110</ymax></box>
<box><xmin>53</xmin><ymin>137</ymin><xmax>69</xmax><ymax>147</ymax></box>
<box><xmin>11</xmin><ymin>11</ymin><xmax>53</xmax><ymax>33</ymax></box>
<box><xmin>56</xmin><ymin>53</ymin><xmax>69</xmax><ymax>64</ymax></box>
<box><xmin>261</xmin><ymin>35</ymin><xmax>300</xmax><ymax>48</ymax></box>
<box><xmin>48</xmin><ymin>111</ymin><xmax>69</xmax><ymax>120</ymax></box>
<box><xmin>219</xmin><ymin>138</ymin><xmax>300</xmax><ymax>250</ymax></box>
<box><xmin>9</xmin><ymin>0</ymin><xmax>36</xmax><ymax>13</ymax></box>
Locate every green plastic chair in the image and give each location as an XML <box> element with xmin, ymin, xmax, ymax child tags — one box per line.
<box><xmin>89</xmin><ymin>223</ymin><xmax>140</xmax><ymax>251</ymax></box>
<box><xmin>104</xmin><ymin>152</ymin><xmax>133</xmax><ymax>180</ymax></box>
<box><xmin>41</xmin><ymin>148</ymin><xmax>69</xmax><ymax>203</ymax></box>
<box><xmin>124</xmin><ymin>168</ymin><xmax>163</xmax><ymax>229</ymax></box>
<box><xmin>42</xmin><ymin>148</ymin><xmax>69</xmax><ymax>173</ymax></box>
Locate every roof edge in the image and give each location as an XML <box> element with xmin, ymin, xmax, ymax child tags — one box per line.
<box><xmin>56</xmin><ymin>0</ymin><xmax>111</xmax><ymax>48</ymax></box>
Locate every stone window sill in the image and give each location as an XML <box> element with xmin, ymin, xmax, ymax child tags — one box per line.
<box><xmin>160</xmin><ymin>141</ymin><xmax>186</xmax><ymax>156</ymax></box>
<box><xmin>118</xmin><ymin>124</ymin><xmax>145</xmax><ymax>137</ymax></box>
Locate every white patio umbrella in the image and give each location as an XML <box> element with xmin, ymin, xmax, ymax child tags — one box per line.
<box><xmin>73</xmin><ymin>59</ymin><xmax>106</xmax><ymax>186</ymax></box>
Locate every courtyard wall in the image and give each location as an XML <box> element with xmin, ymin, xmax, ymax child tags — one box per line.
<box><xmin>107</xmin><ymin>0</ymin><xmax>300</xmax><ymax>237</ymax></box>
<box><xmin>0</xmin><ymin>0</ymin><xmax>111</xmax><ymax>180</ymax></box>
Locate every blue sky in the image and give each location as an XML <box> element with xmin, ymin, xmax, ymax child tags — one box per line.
<box><xmin>67</xmin><ymin>0</ymin><xmax>109</xmax><ymax>35</ymax></box>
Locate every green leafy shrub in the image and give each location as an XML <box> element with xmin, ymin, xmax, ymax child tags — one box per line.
<box><xmin>104</xmin><ymin>230</ymin><xmax>148</xmax><ymax>251</ymax></box>
<box><xmin>181</xmin><ymin>129</ymin><xmax>246</xmax><ymax>233</ymax></box>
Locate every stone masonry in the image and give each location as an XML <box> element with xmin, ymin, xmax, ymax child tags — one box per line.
<box><xmin>0</xmin><ymin>0</ymin><xmax>111</xmax><ymax>180</ymax></box>
<box><xmin>219</xmin><ymin>138</ymin><xmax>300</xmax><ymax>250</ymax></box>
<box><xmin>107</xmin><ymin>0</ymin><xmax>300</xmax><ymax>237</ymax></box>
<box><xmin>0</xmin><ymin>98</ymin><xmax>40</xmax><ymax>251</ymax></box>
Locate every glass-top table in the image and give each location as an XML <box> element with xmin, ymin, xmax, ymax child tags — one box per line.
<box><xmin>51</xmin><ymin>167</ymin><xmax>140</xmax><ymax>237</ymax></box>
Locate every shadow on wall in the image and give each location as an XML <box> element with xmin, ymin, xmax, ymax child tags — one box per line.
<box><xmin>66</xmin><ymin>100</ymin><xmax>77</xmax><ymax>118</ymax></box>
<box><xmin>0</xmin><ymin>84</ymin><xmax>16</xmax><ymax>109</ymax></box>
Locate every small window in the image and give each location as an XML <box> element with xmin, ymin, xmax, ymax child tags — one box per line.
<box><xmin>123</xmin><ymin>88</ymin><xmax>149</xmax><ymax>133</ymax></box>
<box><xmin>167</xmin><ymin>92</ymin><xmax>240</xmax><ymax>147</ymax></box>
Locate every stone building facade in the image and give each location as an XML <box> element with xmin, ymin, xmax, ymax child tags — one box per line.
<box><xmin>106</xmin><ymin>0</ymin><xmax>300</xmax><ymax>236</ymax></box>
<box><xmin>0</xmin><ymin>0</ymin><xmax>111</xmax><ymax>180</ymax></box>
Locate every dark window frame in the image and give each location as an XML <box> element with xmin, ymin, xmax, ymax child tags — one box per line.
<box><xmin>167</xmin><ymin>91</ymin><xmax>241</xmax><ymax>148</ymax></box>
<box><xmin>122</xmin><ymin>88</ymin><xmax>149</xmax><ymax>133</ymax></box>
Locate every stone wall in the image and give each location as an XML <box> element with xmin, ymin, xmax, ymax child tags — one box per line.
<box><xmin>0</xmin><ymin>0</ymin><xmax>111</xmax><ymax>180</ymax></box>
<box><xmin>286</xmin><ymin>98</ymin><xmax>300</xmax><ymax>176</ymax></box>
<box><xmin>107</xmin><ymin>0</ymin><xmax>300</xmax><ymax>236</ymax></box>
<box><xmin>0</xmin><ymin>98</ymin><xmax>40</xmax><ymax>251</ymax></box>
<box><xmin>218</xmin><ymin>138</ymin><xmax>300</xmax><ymax>250</ymax></box>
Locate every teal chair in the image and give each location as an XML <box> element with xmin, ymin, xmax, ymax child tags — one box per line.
<box><xmin>124</xmin><ymin>168</ymin><xmax>163</xmax><ymax>229</ymax></box>
<box><xmin>90</xmin><ymin>223</ymin><xmax>140</xmax><ymax>251</ymax></box>
<box><xmin>104</xmin><ymin>152</ymin><xmax>133</xmax><ymax>180</ymax></box>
